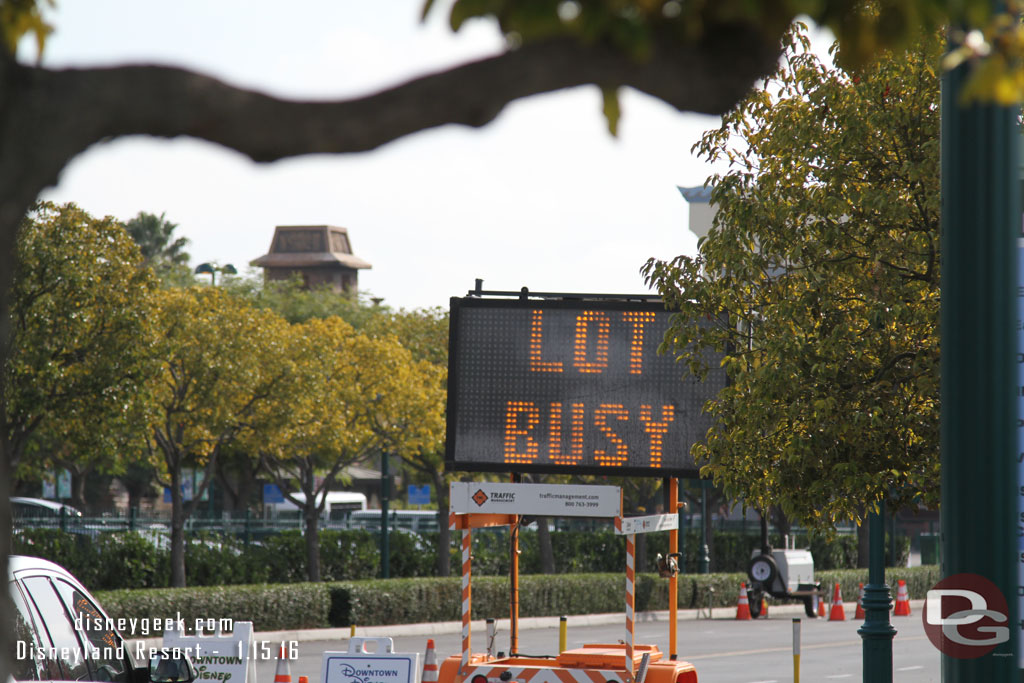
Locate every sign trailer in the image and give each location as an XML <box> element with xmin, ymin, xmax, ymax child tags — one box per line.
<box><xmin>444</xmin><ymin>482</ymin><xmax>696</xmax><ymax>683</ymax></box>
<box><xmin>442</xmin><ymin>289</ymin><xmax>725</xmax><ymax>682</ymax></box>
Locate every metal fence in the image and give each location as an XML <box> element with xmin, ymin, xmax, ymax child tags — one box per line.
<box><xmin>11</xmin><ymin>508</ymin><xmax>446</xmax><ymax>545</ymax></box>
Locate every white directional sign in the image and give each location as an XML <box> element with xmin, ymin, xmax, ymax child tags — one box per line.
<box><xmin>322</xmin><ymin>638</ymin><xmax>420</xmax><ymax>683</ymax></box>
<box><xmin>163</xmin><ymin>621</ymin><xmax>255</xmax><ymax>683</ymax></box>
<box><xmin>615</xmin><ymin>513</ymin><xmax>679</xmax><ymax>535</ymax></box>
<box><xmin>450</xmin><ymin>482</ymin><xmax>620</xmax><ymax>517</ymax></box>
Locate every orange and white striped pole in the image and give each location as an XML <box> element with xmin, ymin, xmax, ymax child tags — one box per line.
<box><xmin>616</xmin><ymin>512</ymin><xmax>635</xmax><ymax>682</ymax></box>
<box><xmin>451</xmin><ymin>511</ymin><xmax>472</xmax><ymax>675</ymax></box>
<box><xmin>626</xmin><ymin>530</ymin><xmax>635</xmax><ymax>681</ymax></box>
<box><xmin>462</xmin><ymin>528</ymin><xmax>472</xmax><ymax>673</ymax></box>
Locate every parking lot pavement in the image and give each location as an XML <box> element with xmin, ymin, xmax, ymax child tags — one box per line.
<box><xmin>244</xmin><ymin>600</ymin><xmax>934</xmax><ymax>683</ymax></box>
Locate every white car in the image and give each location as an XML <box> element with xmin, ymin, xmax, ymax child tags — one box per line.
<box><xmin>8</xmin><ymin>555</ymin><xmax>195</xmax><ymax>683</ymax></box>
<box><xmin>11</xmin><ymin>498</ymin><xmax>82</xmax><ymax>520</ymax></box>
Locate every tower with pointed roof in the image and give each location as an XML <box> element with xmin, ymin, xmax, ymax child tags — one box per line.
<box><xmin>250</xmin><ymin>225</ymin><xmax>371</xmax><ymax>293</ymax></box>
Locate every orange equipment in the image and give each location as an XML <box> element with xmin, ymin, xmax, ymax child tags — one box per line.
<box><xmin>442</xmin><ymin>484</ymin><xmax>698</xmax><ymax>683</ymax></box>
<box><xmin>736</xmin><ymin>583</ymin><xmax>752</xmax><ymax>620</ymax></box>
<box><xmin>893</xmin><ymin>580</ymin><xmax>912</xmax><ymax>616</ymax></box>
<box><xmin>274</xmin><ymin>645</ymin><xmax>292</xmax><ymax>683</ymax></box>
<box><xmin>423</xmin><ymin>640</ymin><xmax>440</xmax><ymax>683</ymax></box>
<box><xmin>855</xmin><ymin>583</ymin><xmax>865</xmax><ymax>620</ymax></box>
<box><xmin>828</xmin><ymin>583</ymin><xmax>846</xmax><ymax>621</ymax></box>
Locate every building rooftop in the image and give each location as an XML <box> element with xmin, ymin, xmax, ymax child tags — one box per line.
<box><xmin>250</xmin><ymin>225</ymin><xmax>372</xmax><ymax>270</ymax></box>
<box><xmin>677</xmin><ymin>185</ymin><xmax>713</xmax><ymax>204</ymax></box>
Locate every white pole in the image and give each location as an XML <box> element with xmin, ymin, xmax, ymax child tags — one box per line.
<box><xmin>792</xmin><ymin>618</ymin><xmax>801</xmax><ymax>683</ymax></box>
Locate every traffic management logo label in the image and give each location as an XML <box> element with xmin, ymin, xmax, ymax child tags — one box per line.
<box><xmin>922</xmin><ymin>573</ymin><xmax>1010</xmax><ymax>658</ymax></box>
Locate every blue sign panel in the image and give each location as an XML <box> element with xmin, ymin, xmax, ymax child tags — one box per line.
<box><xmin>263</xmin><ymin>484</ymin><xmax>285</xmax><ymax>504</ymax></box>
<box><xmin>408</xmin><ymin>485</ymin><xmax>431</xmax><ymax>505</ymax></box>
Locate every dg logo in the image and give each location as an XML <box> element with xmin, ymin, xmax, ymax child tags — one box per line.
<box><xmin>923</xmin><ymin>573</ymin><xmax>1010</xmax><ymax>659</ymax></box>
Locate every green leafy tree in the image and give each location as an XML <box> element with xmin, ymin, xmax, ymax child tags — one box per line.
<box><xmin>3</xmin><ymin>202</ymin><xmax>157</xmax><ymax>490</ymax></box>
<box><xmin>642</xmin><ymin>26</ymin><xmax>941</xmax><ymax>531</ymax></box>
<box><xmin>225</xmin><ymin>274</ymin><xmax>377</xmax><ymax>326</ymax></box>
<box><xmin>229</xmin><ymin>273</ymin><xmax>458</xmax><ymax>574</ymax></box>
<box><xmin>125</xmin><ymin>211</ymin><xmax>190</xmax><ymax>265</ymax></box>
<box><xmin>0</xmin><ymin>2</ymin><xmax>1009</xmax><ymax>678</ymax></box>
<box><xmin>362</xmin><ymin>306</ymin><xmax>454</xmax><ymax>574</ymax></box>
<box><xmin>124</xmin><ymin>211</ymin><xmax>193</xmax><ymax>285</ymax></box>
<box><xmin>256</xmin><ymin>317</ymin><xmax>446</xmax><ymax>581</ymax></box>
<box><xmin>145</xmin><ymin>286</ymin><xmax>293</xmax><ymax>587</ymax></box>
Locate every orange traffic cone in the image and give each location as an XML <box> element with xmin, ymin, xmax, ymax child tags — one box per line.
<box><xmin>299</xmin><ymin>678</ymin><xmax>308</xmax><ymax>683</ymax></box>
<box><xmin>736</xmin><ymin>582</ymin><xmax>752</xmax><ymax>620</ymax></box>
<box><xmin>761</xmin><ymin>596</ymin><xmax>769</xmax><ymax>617</ymax></box>
<box><xmin>828</xmin><ymin>583</ymin><xmax>846</xmax><ymax>621</ymax></box>
<box><xmin>422</xmin><ymin>639</ymin><xmax>439</xmax><ymax>683</ymax></box>
<box><xmin>854</xmin><ymin>583</ymin><xmax>865</xmax><ymax>620</ymax></box>
<box><xmin>274</xmin><ymin>646</ymin><xmax>292</xmax><ymax>683</ymax></box>
<box><xmin>817</xmin><ymin>591</ymin><xmax>826</xmax><ymax>617</ymax></box>
<box><xmin>893</xmin><ymin>579</ymin><xmax>912</xmax><ymax>616</ymax></box>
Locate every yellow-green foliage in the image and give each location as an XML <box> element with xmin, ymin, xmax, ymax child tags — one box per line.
<box><xmin>644</xmin><ymin>25</ymin><xmax>942</xmax><ymax>530</ymax></box>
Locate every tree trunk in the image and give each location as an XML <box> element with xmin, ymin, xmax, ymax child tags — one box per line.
<box><xmin>536</xmin><ymin>517</ymin><xmax>555</xmax><ymax>574</ymax></box>
<box><xmin>234</xmin><ymin>466</ymin><xmax>256</xmax><ymax>515</ymax></box>
<box><xmin>70</xmin><ymin>466</ymin><xmax>88</xmax><ymax>512</ymax></box>
<box><xmin>169</xmin><ymin>466</ymin><xmax>186</xmax><ymax>587</ymax></box>
<box><xmin>857</xmin><ymin>518</ymin><xmax>870</xmax><ymax>568</ymax></box>
<box><xmin>433</xmin><ymin>470</ymin><xmax>450</xmax><ymax>577</ymax></box>
<box><xmin>771</xmin><ymin>506</ymin><xmax>791</xmax><ymax>540</ymax></box>
<box><xmin>304</xmin><ymin>504</ymin><xmax>321</xmax><ymax>582</ymax></box>
<box><xmin>0</xmin><ymin>133</ymin><xmax>16</xmax><ymax>683</ymax></box>
<box><xmin>0</xmin><ymin>447</ymin><xmax>13</xmax><ymax>683</ymax></box>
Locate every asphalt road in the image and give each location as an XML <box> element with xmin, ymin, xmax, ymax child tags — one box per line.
<box><xmin>252</xmin><ymin>608</ymin><xmax>938</xmax><ymax>683</ymax></box>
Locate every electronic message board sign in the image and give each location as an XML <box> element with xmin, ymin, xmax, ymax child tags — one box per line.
<box><xmin>445</xmin><ymin>297</ymin><xmax>726</xmax><ymax>477</ymax></box>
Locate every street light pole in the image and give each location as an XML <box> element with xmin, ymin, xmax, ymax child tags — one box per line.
<box><xmin>858</xmin><ymin>506</ymin><xmax>895</xmax><ymax>682</ymax></box>
<box><xmin>194</xmin><ymin>262</ymin><xmax>237</xmax><ymax>286</ymax></box>
<box><xmin>699</xmin><ymin>480</ymin><xmax>710</xmax><ymax>574</ymax></box>
<box><xmin>940</xmin><ymin>22</ymin><xmax>1019</xmax><ymax>678</ymax></box>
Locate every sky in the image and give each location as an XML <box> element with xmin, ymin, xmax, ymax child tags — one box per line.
<box><xmin>25</xmin><ymin>1</ymin><xmax>748</xmax><ymax>311</ymax></box>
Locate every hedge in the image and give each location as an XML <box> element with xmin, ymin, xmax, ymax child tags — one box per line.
<box><xmin>95</xmin><ymin>567</ymin><xmax>939</xmax><ymax>632</ymax></box>
<box><xmin>13</xmin><ymin>528</ymin><xmax>436</xmax><ymax>590</ymax></box>
<box><xmin>16</xmin><ymin>526</ymin><xmax>907</xmax><ymax>591</ymax></box>
<box><xmin>96</xmin><ymin>583</ymin><xmax>331</xmax><ymax>635</ymax></box>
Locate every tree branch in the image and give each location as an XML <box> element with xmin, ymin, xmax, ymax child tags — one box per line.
<box><xmin>2</xmin><ymin>24</ymin><xmax>781</xmax><ymax>199</ymax></box>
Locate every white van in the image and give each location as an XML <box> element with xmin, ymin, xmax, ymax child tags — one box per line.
<box><xmin>266</xmin><ymin>491</ymin><xmax>368</xmax><ymax>521</ymax></box>
<box><xmin>349</xmin><ymin>509</ymin><xmax>439</xmax><ymax>533</ymax></box>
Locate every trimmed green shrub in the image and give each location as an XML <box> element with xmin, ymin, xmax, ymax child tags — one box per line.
<box><xmin>91</xmin><ymin>567</ymin><xmax>940</xmax><ymax>634</ymax></box>
<box><xmin>186</xmin><ymin>533</ymin><xmax>247</xmax><ymax>587</ymax></box>
<box><xmin>97</xmin><ymin>532</ymin><xmax>171</xmax><ymax>589</ymax></box>
<box><xmin>15</xmin><ymin>525</ymin><xmax>921</xmax><ymax>591</ymax></box>
<box><xmin>96</xmin><ymin>582</ymin><xmax>330</xmax><ymax>635</ymax></box>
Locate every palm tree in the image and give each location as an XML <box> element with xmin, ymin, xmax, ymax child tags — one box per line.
<box><xmin>125</xmin><ymin>211</ymin><xmax>190</xmax><ymax>266</ymax></box>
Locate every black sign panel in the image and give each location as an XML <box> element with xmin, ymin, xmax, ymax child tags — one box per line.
<box><xmin>445</xmin><ymin>297</ymin><xmax>725</xmax><ymax>477</ymax></box>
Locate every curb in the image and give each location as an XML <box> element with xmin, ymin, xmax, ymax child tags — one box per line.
<box><xmin>130</xmin><ymin>599</ymin><xmax>924</xmax><ymax>646</ymax></box>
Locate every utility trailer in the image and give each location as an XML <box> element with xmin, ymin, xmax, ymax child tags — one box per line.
<box><xmin>747</xmin><ymin>542</ymin><xmax>821</xmax><ymax>618</ymax></box>
<box><xmin>439</xmin><ymin>482</ymin><xmax>699</xmax><ymax>683</ymax></box>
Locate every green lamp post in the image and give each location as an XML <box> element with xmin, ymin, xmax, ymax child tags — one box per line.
<box><xmin>939</xmin><ymin>23</ymin><xmax>1020</xmax><ymax>680</ymax></box>
<box><xmin>194</xmin><ymin>262</ymin><xmax>237</xmax><ymax>286</ymax></box>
